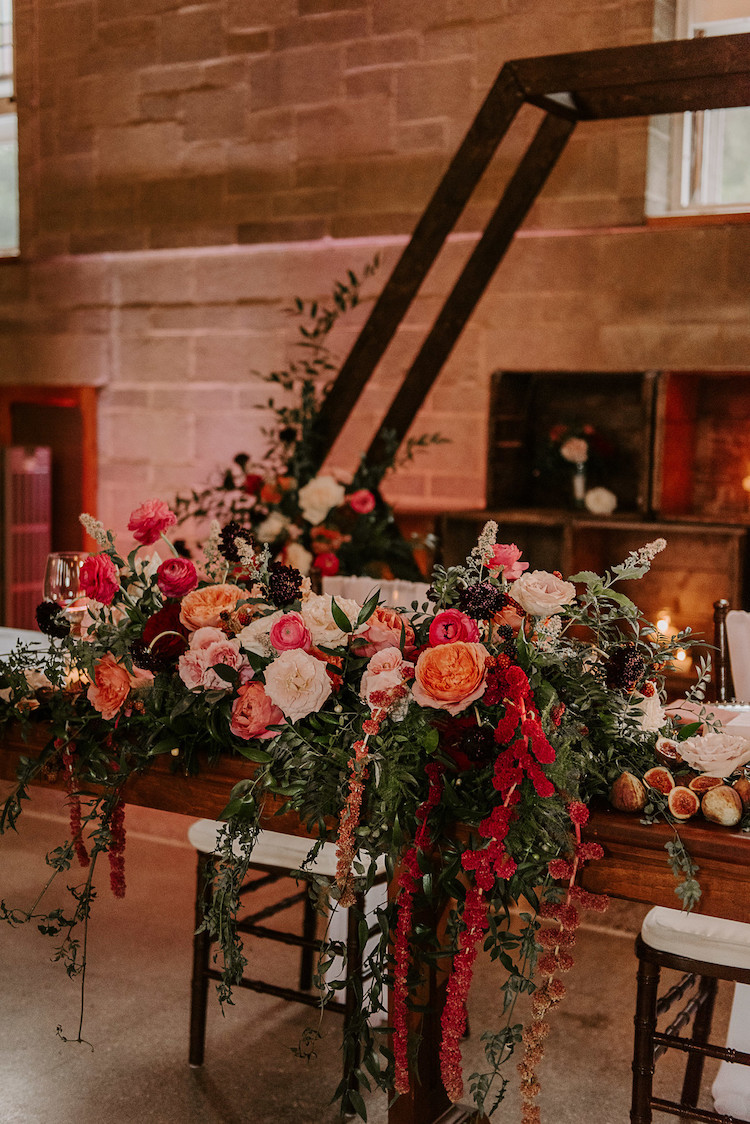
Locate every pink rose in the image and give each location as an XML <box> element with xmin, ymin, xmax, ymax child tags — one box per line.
<box><xmin>127</xmin><ymin>499</ymin><xmax>177</xmax><ymax>546</ymax></box>
<box><xmin>229</xmin><ymin>681</ymin><xmax>283</xmax><ymax>741</ymax></box>
<box><xmin>348</xmin><ymin>489</ymin><xmax>376</xmax><ymax>515</ymax></box>
<box><xmin>157</xmin><ymin>557</ymin><xmax>198</xmax><ymax>598</ymax></box>
<box><xmin>412</xmin><ymin>641</ymin><xmax>489</xmax><ymax>715</ymax></box>
<box><xmin>486</xmin><ymin>543</ymin><xmax>528</xmax><ymax>582</ymax></box>
<box><xmin>263</xmin><ymin>648</ymin><xmax>332</xmax><ymax>722</ymax></box>
<box><xmin>87</xmin><ymin>653</ymin><xmax>153</xmax><ymax>720</ymax></box>
<box><xmin>270</xmin><ymin>612</ymin><xmax>313</xmax><ymax>653</ymax></box>
<box><xmin>80</xmin><ymin>554</ymin><xmax>120</xmax><ymax>605</ymax></box>
<box><xmin>509</xmin><ymin>571</ymin><xmax>577</xmax><ymax>617</ymax></box>
<box><xmin>428</xmin><ymin>609</ymin><xmax>480</xmax><ymax>646</ymax></box>
<box><xmin>178</xmin><ymin>635</ymin><xmax>249</xmax><ymax>691</ymax></box>
<box><xmin>360</xmin><ymin>647</ymin><xmax>413</xmax><ymax>713</ymax></box>
<box><xmin>355</xmin><ymin>606</ymin><xmax>416</xmax><ymax>658</ymax></box>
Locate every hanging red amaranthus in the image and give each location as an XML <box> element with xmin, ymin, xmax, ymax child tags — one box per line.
<box><xmin>392</xmin><ymin>761</ymin><xmax>445</xmax><ymax>1095</ymax></box>
<box><xmin>108</xmin><ymin>797</ymin><xmax>127</xmax><ymax>898</ymax></box>
<box><xmin>59</xmin><ymin>739</ymin><xmax>90</xmax><ymax>869</ymax></box>
<box><xmin>518</xmin><ymin>800</ymin><xmax>607</xmax><ymax>1123</ymax></box>
<box><xmin>440</xmin><ymin>662</ymin><xmax>559</xmax><ymax>1103</ymax></box>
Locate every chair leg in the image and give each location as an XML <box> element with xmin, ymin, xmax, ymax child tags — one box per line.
<box><xmin>631</xmin><ymin>950</ymin><xmax>661</xmax><ymax>1124</ymax></box>
<box><xmin>189</xmin><ymin>851</ymin><xmax>213</xmax><ymax>1067</ymax></box>
<box><xmin>299</xmin><ymin>893</ymin><xmax>317</xmax><ymax>991</ymax></box>
<box><xmin>340</xmin><ymin>893</ymin><xmax>365</xmax><ymax>1117</ymax></box>
<box><xmin>681</xmin><ymin>975</ymin><xmax>719</xmax><ymax>1109</ymax></box>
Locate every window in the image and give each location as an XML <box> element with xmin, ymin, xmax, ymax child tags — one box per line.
<box><xmin>0</xmin><ymin>0</ymin><xmax>17</xmax><ymax>254</ymax></box>
<box><xmin>647</xmin><ymin>0</ymin><xmax>750</xmax><ymax>216</ymax></box>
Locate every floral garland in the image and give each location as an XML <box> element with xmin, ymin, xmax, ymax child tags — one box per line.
<box><xmin>2</xmin><ymin>502</ymin><xmax>748</xmax><ymax>1120</ymax></box>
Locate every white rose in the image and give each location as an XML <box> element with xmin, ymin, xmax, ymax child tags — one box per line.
<box><xmin>263</xmin><ymin>648</ymin><xmax>332</xmax><ymax>722</ymax></box>
<box><xmin>23</xmin><ymin>668</ymin><xmax>54</xmax><ymax>691</ymax></box>
<box><xmin>584</xmin><ymin>487</ymin><xmax>617</xmax><ymax>516</ymax></box>
<box><xmin>255</xmin><ymin>511</ymin><xmax>291</xmax><ymax>543</ymax></box>
<box><xmin>297</xmin><ymin>475</ymin><xmax>346</xmax><ymax>525</ymax></box>
<box><xmin>237</xmin><ymin>611</ymin><xmax>283</xmax><ymax>656</ymax></box>
<box><xmin>509</xmin><ymin>570</ymin><xmax>576</xmax><ymax>617</ymax></box>
<box><xmin>300</xmin><ymin>593</ymin><xmax>361</xmax><ymax>646</ymax></box>
<box><xmin>282</xmin><ymin>541</ymin><xmax>313</xmax><ymax>576</ymax></box>
<box><xmin>678</xmin><ymin>731</ymin><xmax>750</xmax><ymax>777</ymax></box>
<box><xmin>631</xmin><ymin>691</ymin><xmax>667</xmax><ymax>733</ymax></box>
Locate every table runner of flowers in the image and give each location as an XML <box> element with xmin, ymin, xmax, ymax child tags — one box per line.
<box><xmin>2</xmin><ymin>502</ymin><xmax>749</xmax><ymax>1122</ymax></box>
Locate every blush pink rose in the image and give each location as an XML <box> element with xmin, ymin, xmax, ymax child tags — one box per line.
<box><xmin>355</xmin><ymin>606</ymin><xmax>416</xmax><ymax>658</ymax></box>
<box><xmin>80</xmin><ymin>554</ymin><xmax>120</xmax><ymax>605</ymax></box>
<box><xmin>179</xmin><ymin>584</ymin><xmax>243</xmax><ymax>631</ymax></box>
<box><xmin>87</xmin><ymin>652</ymin><xmax>153</xmax><ymax>720</ymax></box>
<box><xmin>263</xmin><ymin>648</ymin><xmax>332</xmax><ymax>722</ymax></box>
<box><xmin>428</xmin><ymin>609</ymin><xmax>480</xmax><ymax>646</ymax></box>
<box><xmin>360</xmin><ymin>646</ymin><xmax>413</xmax><ymax>712</ymax></box>
<box><xmin>229</xmin><ymin>681</ymin><xmax>284</xmax><ymax>741</ymax></box>
<box><xmin>177</xmin><ymin>635</ymin><xmax>249</xmax><ymax>691</ymax></box>
<box><xmin>157</xmin><ymin>557</ymin><xmax>198</xmax><ymax>598</ymax></box>
<box><xmin>486</xmin><ymin>543</ymin><xmax>528</xmax><ymax>582</ymax></box>
<box><xmin>412</xmin><ymin>641</ymin><xmax>489</xmax><ymax>716</ymax></box>
<box><xmin>127</xmin><ymin>499</ymin><xmax>177</xmax><ymax>546</ymax></box>
<box><xmin>270</xmin><ymin>612</ymin><xmax>313</xmax><ymax>652</ymax></box>
<box><xmin>348</xmin><ymin>489</ymin><xmax>376</xmax><ymax>515</ymax></box>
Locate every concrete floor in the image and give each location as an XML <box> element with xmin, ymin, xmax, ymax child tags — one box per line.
<box><xmin>0</xmin><ymin>783</ymin><xmax>735</xmax><ymax>1124</ymax></box>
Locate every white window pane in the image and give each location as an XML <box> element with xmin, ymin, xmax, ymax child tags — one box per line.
<box><xmin>0</xmin><ymin>111</ymin><xmax>19</xmax><ymax>254</ymax></box>
<box><xmin>721</xmin><ymin>106</ymin><xmax>750</xmax><ymax>203</ymax></box>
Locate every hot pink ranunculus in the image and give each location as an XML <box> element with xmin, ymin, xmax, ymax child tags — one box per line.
<box><xmin>87</xmin><ymin>653</ymin><xmax>153</xmax><ymax>720</ymax></box>
<box><xmin>348</xmin><ymin>489</ymin><xmax>376</xmax><ymax>515</ymax></box>
<box><xmin>80</xmin><ymin>554</ymin><xmax>120</xmax><ymax>605</ymax></box>
<box><xmin>270</xmin><ymin>612</ymin><xmax>313</xmax><ymax>653</ymax></box>
<box><xmin>156</xmin><ymin>557</ymin><xmax>198</xmax><ymax>598</ymax></box>
<box><xmin>127</xmin><ymin>499</ymin><xmax>177</xmax><ymax>546</ymax></box>
<box><xmin>313</xmin><ymin>552</ymin><xmax>340</xmax><ymax>577</ymax></box>
<box><xmin>229</xmin><ymin>681</ymin><xmax>284</xmax><ymax>741</ymax></box>
<box><xmin>428</xmin><ymin>609</ymin><xmax>480</xmax><ymax>646</ymax></box>
<box><xmin>355</xmin><ymin>606</ymin><xmax>416</xmax><ymax>658</ymax></box>
<box><xmin>486</xmin><ymin>543</ymin><xmax>528</xmax><ymax>581</ymax></box>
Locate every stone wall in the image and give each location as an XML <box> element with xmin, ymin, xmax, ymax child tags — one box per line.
<box><xmin>0</xmin><ymin>0</ymin><xmax>747</xmax><ymax>541</ymax></box>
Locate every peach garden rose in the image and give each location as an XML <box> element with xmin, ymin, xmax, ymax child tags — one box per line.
<box><xmin>356</xmin><ymin>605</ymin><xmax>416</xmax><ymax>658</ymax></box>
<box><xmin>87</xmin><ymin>653</ymin><xmax>153</xmax><ymax>721</ymax></box>
<box><xmin>179</xmin><ymin>583</ymin><xmax>243</xmax><ymax>631</ymax></box>
<box><xmin>412</xmin><ymin>641</ymin><xmax>490</xmax><ymax>715</ymax></box>
<box><xmin>229</xmin><ymin>681</ymin><xmax>283</xmax><ymax>741</ymax></box>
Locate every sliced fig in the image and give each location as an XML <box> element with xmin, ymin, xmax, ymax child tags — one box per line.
<box><xmin>610</xmin><ymin>771</ymin><xmax>647</xmax><ymax>813</ymax></box>
<box><xmin>701</xmin><ymin>785</ymin><xmax>742</xmax><ymax>827</ymax></box>
<box><xmin>643</xmin><ymin>767</ymin><xmax>675</xmax><ymax>794</ymax></box>
<box><xmin>655</xmin><ymin>737</ymin><xmax>683</xmax><ymax>766</ymax></box>
<box><xmin>688</xmin><ymin>774</ymin><xmax>724</xmax><ymax>794</ymax></box>
<box><xmin>733</xmin><ymin>776</ymin><xmax>750</xmax><ymax>810</ymax></box>
<box><xmin>667</xmin><ymin>786</ymin><xmax>700</xmax><ymax>821</ymax></box>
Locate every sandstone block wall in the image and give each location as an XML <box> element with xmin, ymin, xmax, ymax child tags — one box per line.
<box><xmin>0</xmin><ymin>0</ymin><xmax>746</xmax><ymax>543</ymax></box>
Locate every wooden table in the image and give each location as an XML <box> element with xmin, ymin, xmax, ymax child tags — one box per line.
<box><xmin>3</xmin><ymin>725</ymin><xmax>750</xmax><ymax>1124</ymax></box>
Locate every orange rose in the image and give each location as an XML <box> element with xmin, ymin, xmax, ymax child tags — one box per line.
<box><xmin>412</xmin><ymin>641</ymin><xmax>489</xmax><ymax>715</ymax></box>
<box><xmin>179</xmin><ymin>583</ymin><xmax>243</xmax><ymax>631</ymax></box>
<box><xmin>87</xmin><ymin>653</ymin><xmax>153</xmax><ymax>721</ymax></box>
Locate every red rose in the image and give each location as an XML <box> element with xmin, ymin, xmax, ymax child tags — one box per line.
<box><xmin>127</xmin><ymin>499</ymin><xmax>177</xmax><ymax>546</ymax></box>
<box><xmin>156</xmin><ymin>557</ymin><xmax>198</xmax><ymax>599</ymax></box>
<box><xmin>313</xmin><ymin>552</ymin><xmax>339</xmax><ymax>576</ymax></box>
<box><xmin>244</xmin><ymin>473</ymin><xmax>264</xmax><ymax>496</ymax></box>
<box><xmin>142</xmin><ymin>602</ymin><xmax>189</xmax><ymax>662</ymax></box>
<box><xmin>348</xmin><ymin>489</ymin><xmax>376</xmax><ymax>515</ymax></box>
<box><xmin>80</xmin><ymin>554</ymin><xmax>119</xmax><ymax>605</ymax></box>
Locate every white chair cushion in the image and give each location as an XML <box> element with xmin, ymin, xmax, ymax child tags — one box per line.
<box><xmin>642</xmin><ymin>907</ymin><xmax>750</xmax><ymax>970</ymax></box>
<box><xmin>188</xmin><ymin>818</ymin><xmax>385</xmax><ymax>880</ymax></box>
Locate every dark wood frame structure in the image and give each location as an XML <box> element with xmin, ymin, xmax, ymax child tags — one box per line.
<box><xmin>307</xmin><ymin>33</ymin><xmax>750</xmax><ymax>471</ymax></box>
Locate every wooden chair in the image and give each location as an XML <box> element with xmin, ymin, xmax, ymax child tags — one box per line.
<box><xmin>187</xmin><ymin>819</ymin><xmax>386</xmax><ymax>1100</ymax></box>
<box><xmin>630</xmin><ymin>600</ymin><xmax>750</xmax><ymax>1122</ymax></box>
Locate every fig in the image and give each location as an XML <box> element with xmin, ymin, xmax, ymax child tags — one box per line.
<box><xmin>667</xmin><ymin>786</ymin><xmax>700</xmax><ymax>821</ymax></box>
<box><xmin>701</xmin><ymin>785</ymin><xmax>742</xmax><ymax>827</ymax></box>
<box><xmin>688</xmin><ymin>774</ymin><xmax>724</xmax><ymax>794</ymax></box>
<box><xmin>610</xmin><ymin>771</ymin><xmax>647</xmax><ymax>812</ymax></box>
<box><xmin>643</xmin><ymin>767</ymin><xmax>675</xmax><ymax>794</ymax></box>
<box><xmin>655</xmin><ymin>737</ymin><xmax>683</xmax><ymax>766</ymax></box>
<box><xmin>733</xmin><ymin>776</ymin><xmax>750</xmax><ymax>810</ymax></box>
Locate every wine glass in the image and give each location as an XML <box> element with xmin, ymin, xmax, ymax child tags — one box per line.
<box><xmin>43</xmin><ymin>552</ymin><xmax>89</xmax><ymax>637</ymax></box>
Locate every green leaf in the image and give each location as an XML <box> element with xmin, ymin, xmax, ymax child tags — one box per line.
<box><xmin>330</xmin><ymin>597</ymin><xmax>353</xmax><ymax>633</ymax></box>
<box><xmin>212</xmin><ymin>664</ymin><xmax>239</xmax><ymax>685</ymax></box>
<box><xmin>233</xmin><ymin>745</ymin><xmax>273</xmax><ymax>763</ymax></box>
<box><xmin>345</xmin><ymin>1088</ymin><xmax>367</xmax><ymax>1121</ymax></box>
<box><xmin>356</xmin><ymin>591</ymin><xmax>379</xmax><ymax>627</ymax></box>
<box><xmin>568</xmin><ymin>571</ymin><xmax>602</xmax><ymax>585</ymax></box>
<box><xmin>676</xmin><ymin>721</ymin><xmax>701</xmax><ymax>741</ymax></box>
